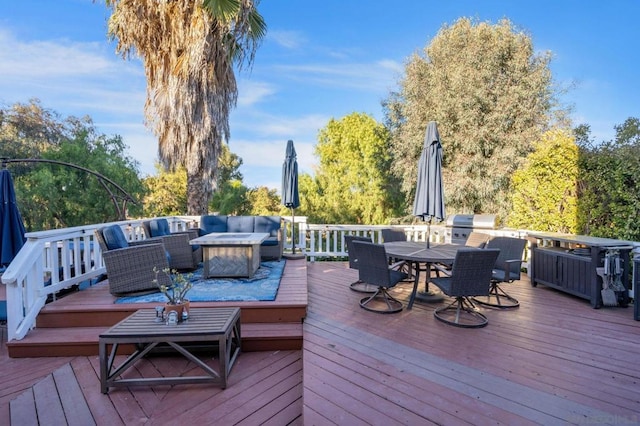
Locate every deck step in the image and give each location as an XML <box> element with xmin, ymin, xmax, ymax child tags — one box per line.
<box><xmin>6</xmin><ymin>322</ymin><xmax>303</xmax><ymax>358</ymax></box>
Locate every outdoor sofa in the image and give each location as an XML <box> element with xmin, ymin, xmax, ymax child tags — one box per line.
<box><xmin>199</xmin><ymin>215</ymin><xmax>283</xmax><ymax>260</ymax></box>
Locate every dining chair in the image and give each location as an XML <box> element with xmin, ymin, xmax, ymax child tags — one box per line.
<box><xmin>473</xmin><ymin>236</ymin><xmax>526</xmax><ymax>308</ymax></box>
<box><xmin>464</xmin><ymin>231</ymin><xmax>491</xmax><ymax>248</ymax></box>
<box><xmin>344</xmin><ymin>235</ymin><xmax>377</xmax><ymax>293</ymax></box>
<box><xmin>353</xmin><ymin>240</ymin><xmax>408</xmax><ymax>313</ymax></box>
<box><xmin>430</xmin><ymin>248</ymin><xmax>500</xmax><ymax>327</ymax></box>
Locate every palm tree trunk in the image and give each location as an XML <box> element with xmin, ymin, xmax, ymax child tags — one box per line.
<box><xmin>187</xmin><ymin>172</ymin><xmax>210</xmax><ymax>215</ymax></box>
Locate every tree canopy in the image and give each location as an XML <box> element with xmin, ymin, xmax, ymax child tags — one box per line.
<box><xmin>302</xmin><ymin>112</ymin><xmax>404</xmax><ymax>224</ymax></box>
<box><xmin>507</xmin><ymin>129</ymin><xmax>578</xmax><ymax>233</ymax></box>
<box><xmin>0</xmin><ymin>100</ymin><xmax>144</xmax><ymax>231</ymax></box>
<box><xmin>385</xmin><ymin>17</ymin><xmax>557</xmax><ymax>224</ymax></box>
<box><xmin>576</xmin><ymin>117</ymin><xmax>640</xmax><ymax>240</ymax></box>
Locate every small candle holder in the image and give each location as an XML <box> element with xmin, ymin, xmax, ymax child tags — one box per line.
<box><xmin>154</xmin><ymin>306</ymin><xmax>165</xmax><ymax>323</ymax></box>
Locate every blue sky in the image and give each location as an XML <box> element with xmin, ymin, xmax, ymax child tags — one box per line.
<box><xmin>1</xmin><ymin>1</ymin><xmax>638</xmax><ymax>191</ymax></box>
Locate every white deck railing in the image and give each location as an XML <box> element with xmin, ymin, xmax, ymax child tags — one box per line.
<box><xmin>1</xmin><ymin>215</ymin><xmax>634</xmax><ymax>342</ymax></box>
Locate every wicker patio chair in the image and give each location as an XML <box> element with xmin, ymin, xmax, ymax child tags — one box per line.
<box><xmin>430</xmin><ymin>248</ymin><xmax>500</xmax><ymax>328</ymax></box>
<box><xmin>345</xmin><ymin>235</ymin><xmax>376</xmax><ymax>293</ymax></box>
<box><xmin>473</xmin><ymin>236</ymin><xmax>526</xmax><ymax>309</ymax></box>
<box><xmin>142</xmin><ymin>218</ymin><xmax>202</xmax><ymax>271</ymax></box>
<box><xmin>353</xmin><ymin>240</ymin><xmax>408</xmax><ymax>314</ymax></box>
<box><xmin>95</xmin><ymin>224</ymin><xmax>171</xmax><ymax>296</ymax></box>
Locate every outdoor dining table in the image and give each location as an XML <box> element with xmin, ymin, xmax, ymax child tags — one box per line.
<box><xmin>384</xmin><ymin>241</ymin><xmax>464</xmax><ymax>309</ymax></box>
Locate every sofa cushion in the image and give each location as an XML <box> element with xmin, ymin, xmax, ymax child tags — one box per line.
<box><xmin>254</xmin><ymin>216</ymin><xmax>281</xmax><ymax>237</ymax></box>
<box><xmin>199</xmin><ymin>215</ymin><xmax>228</xmax><ymax>235</ymax></box>
<box><xmin>148</xmin><ymin>218</ymin><xmax>171</xmax><ymax>237</ymax></box>
<box><xmin>261</xmin><ymin>237</ymin><xmax>279</xmax><ymax>246</ymax></box>
<box><xmin>227</xmin><ymin>216</ymin><xmax>255</xmax><ymax>233</ymax></box>
<box><xmin>101</xmin><ymin>225</ymin><xmax>129</xmax><ymax>250</ymax></box>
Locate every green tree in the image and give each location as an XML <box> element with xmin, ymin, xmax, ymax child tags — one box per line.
<box><xmin>142</xmin><ymin>165</ymin><xmax>189</xmax><ymax>217</ymax></box>
<box><xmin>106</xmin><ymin>0</ymin><xmax>266</xmax><ymax>215</ymax></box>
<box><xmin>507</xmin><ymin>129</ymin><xmax>578</xmax><ymax>233</ymax></box>
<box><xmin>0</xmin><ymin>99</ymin><xmax>66</xmax><ymax>173</ymax></box>
<box><xmin>144</xmin><ymin>143</ymin><xmax>247</xmax><ymax>216</ymax></box>
<box><xmin>385</xmin><ymin>17</ymin><xmax>558</xmax><ymax>223</ymax></box>
<box><xmin>210</xmin><ymin>179</ymin><xmax>251</xmax><ymax>214</ymax></box>
<box><xmin>577</xmin><ymin>118</ymin><xmax>640</xmax><ymax>240</ymax></box>
<box><xmin>8</xmin><ymin>118</ymin><xmax>144</xmax><ymax>231</ymax></box>
<box><xmin>247</xmin><ymin>186</ymin><xmax>281</xmax><ymax>215</ymax></box>
<box><xmin>310</xmin><ymin>113</ymin><xmax>404</xmax><ymax>224</ymax></box>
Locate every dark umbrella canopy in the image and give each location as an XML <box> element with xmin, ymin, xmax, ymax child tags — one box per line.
<box><xmin>282</xmin><ymin>140</ymin><xmax>300</xmax><ymax>254</ymax></box>
<box><xmin>412</xmin><ymin>121</ymin><xmax>445</xmax><ymax>246</ymax></box>
<box><xmin>0</xmin><ymin>168</ymin><xmax>26</xmax><ymax>267</ymax></box>
<box><xmin>281</xmin><ymin>140</ymin><xmax>300</xmax><ymax>209</ymax></box>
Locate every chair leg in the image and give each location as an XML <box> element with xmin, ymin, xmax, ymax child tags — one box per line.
<box><xmin>359</xmin><ymin>287</ymin><xmax>403</xmax><ymax>314</ymax></box>
<box><xmin>472</xmin><ymin>283</ymin><xmax>520</xmax><ymax>309</ymax></box>
<box><xmin>350</xmin><ymin>279</ymin><xmax>378</xmax><ymax>293</ymax></box>
<box><xmin>434</xmin><ymin>297</ymin><xmax>488</xmax><ymax>328</ymax></box>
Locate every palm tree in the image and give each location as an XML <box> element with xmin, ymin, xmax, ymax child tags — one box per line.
<box><xmin>105</xmin><ymin>0</ymin><xmax>266</xmax><ymax>214</ymax></box>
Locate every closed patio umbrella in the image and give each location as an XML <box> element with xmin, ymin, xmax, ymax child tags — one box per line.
<box><xmin>0</xmin><ymin>167</ymin><xmax>26</xmax><ymax>268</ymax></box>
<box><xmin>282</xmin><ymin>140</ymin><xmax>301</xmax><ymax>254</ymax></box>
<box><xmin>412</xmin><ymin>121</ymin><xmax>445</xmax><ymax>248</ymax></box>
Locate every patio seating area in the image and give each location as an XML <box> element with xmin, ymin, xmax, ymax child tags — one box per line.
<box><xmin>1</xmin><ymin>259</ymin><xmax>639</xmax><ymax>424</ymax></box>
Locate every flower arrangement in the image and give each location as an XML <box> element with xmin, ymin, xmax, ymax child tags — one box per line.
<box><xmin>153</xmin><ymin>267</ymin><xmax>194</xmax><ymax>305</ymax></box>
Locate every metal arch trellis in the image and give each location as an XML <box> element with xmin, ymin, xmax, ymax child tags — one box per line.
<box><xmin>1</xmin><ymin>158</ymin><xmax>137</xmax><ymax>221</ymax></box>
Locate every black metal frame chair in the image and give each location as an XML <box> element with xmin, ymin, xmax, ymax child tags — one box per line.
<box><xmin>345</xmin><ymin>235</ymin><xmax>377</xmax><ymax>293</ymax></box>
<box><xmin>353</xmin><ymin>240</ymin><xmax>407</xmax><ymax>314</ymax></box>
<box><xmin>430</xmin><ymin>248</ymin><xmax>500</xmax><ymax>328</ymax></box>
<box><xmin>473</xmin><ymin>236</ymin><xmax>526</xmax><ymax>309</ymax></box>
<box><xmin>464</xmin><ymin>231</ymin><xmax>491</xmax><ymax>248</ymax></box>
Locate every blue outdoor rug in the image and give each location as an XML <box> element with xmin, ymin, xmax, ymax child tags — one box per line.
<box><xmin>115</xmin><ymin>260</ymin><xmax>285</xmax><ymax>304</ymax></box>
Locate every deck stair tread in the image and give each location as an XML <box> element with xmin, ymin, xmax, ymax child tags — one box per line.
<box><xmin>7</xmin><ymin>323</ymin><xmax>303</xmax><ymax>357</ymax></box>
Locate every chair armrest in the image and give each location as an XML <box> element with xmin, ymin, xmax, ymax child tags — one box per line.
<box><xmin>130</xmin><ymin>236</ymin><xmax>165</xmax><ymax>247</ymax></box>
<box><xmin>388</xmin><ymin>260</ymin><xmax>406</xmax><ymax>271</ymax></box>
<box><xmin>502</xmin><ymin>258</ymin><xmax>522</xmax><ymax>273</ymax></box>
<box><xmin>432</xmin><ymin>262</ymin><xmax>452</xmax><ymax>277</ymax></box>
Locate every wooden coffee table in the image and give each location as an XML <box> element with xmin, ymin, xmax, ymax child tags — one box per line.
<box><xmin>99</xmin><ymin>307</ymin><xmax>241</xmax><ymax>394</ymax></box>
<box><xmin>190</xmin><ymin>232</ymin><xmax>268</xmax><ymax>278</ymax></box>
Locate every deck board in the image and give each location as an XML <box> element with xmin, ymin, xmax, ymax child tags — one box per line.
<box><xmin>1</xmin><ymin>260</ymin><xmax>639</xmax><ymax>425</ymax></box>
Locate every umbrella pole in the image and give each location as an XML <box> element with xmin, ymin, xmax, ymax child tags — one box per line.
<box><xmin>290</xmin><ymin>207</ymin><xmax>296</xmax><ymax>254</ymax></box>
<box><xmin>426</xmin><ymin>218</ymin><xmax>431</xmax><ymax>249</ymax></box>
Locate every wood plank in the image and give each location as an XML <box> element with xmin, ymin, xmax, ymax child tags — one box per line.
<box><xmin>52</xmin><ymin>363</ymin><xmax>96</xmax><ymax>426</ymax></box>
<box><xmin>9</xmin><ymin>389</ymin><xmax>38</xmax><ymax>426</ymax></box>
<box><xmin>32</xmin><ymin>374</ymin><xmax>66</xmax><ymax>426</ymax></box>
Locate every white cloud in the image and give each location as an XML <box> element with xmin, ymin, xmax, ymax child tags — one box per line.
<box><xmin>272</xmin><ymin>59</ymin><xmax>402</xmax><ymax>92</ymax></box>
<box><xmin>268</xmin><ymin>30</ymin><xmax>306</xmax><ymax>49</ymax></box>
<box><xmin>237</xmin><ymin>80</ymin><xmax>276</xmax><ymax>106</ymax></box>
<box><xmin>0</xmin><ymin>28</ymin><xmax>132</xmax><ymax>78</ymax></box>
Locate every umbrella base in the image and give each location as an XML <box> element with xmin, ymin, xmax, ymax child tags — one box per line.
<box><xmin>415</xmin><ymin>290</ymin><xmax>445</xmax><ymax>303</ymax></box>
<box><xmin>283</xmin><ymin>253</ymin><xmax>305</xmax><ymax>260</ymax></box>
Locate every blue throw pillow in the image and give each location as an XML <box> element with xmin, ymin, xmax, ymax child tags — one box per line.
<box><xmin>101</xmin><ymin>225</ymin><xmax>129</xmax><ymax>250</ymax></box>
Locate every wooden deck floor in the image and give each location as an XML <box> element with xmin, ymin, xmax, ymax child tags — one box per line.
<box><xmin>1</xmin><ymin>261</ymin><xmax>639</xmax><ymax>425</ymax></box>
<box><xmin>304</xmin><ymin>262</ymin><xmax>640</xmax><ymax>425</ymax></box>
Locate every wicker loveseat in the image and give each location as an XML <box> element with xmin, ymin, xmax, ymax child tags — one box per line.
<box><xmin>199</xmin><ymin>215</ymin><xmax>283</xmax><ymax>260</ymax></box>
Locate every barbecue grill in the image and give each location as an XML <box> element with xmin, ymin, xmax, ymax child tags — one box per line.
<box><xmin>445</xmin><ymin>214</ymin><xmax>498</xmax><ymax>244</ymax></box>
